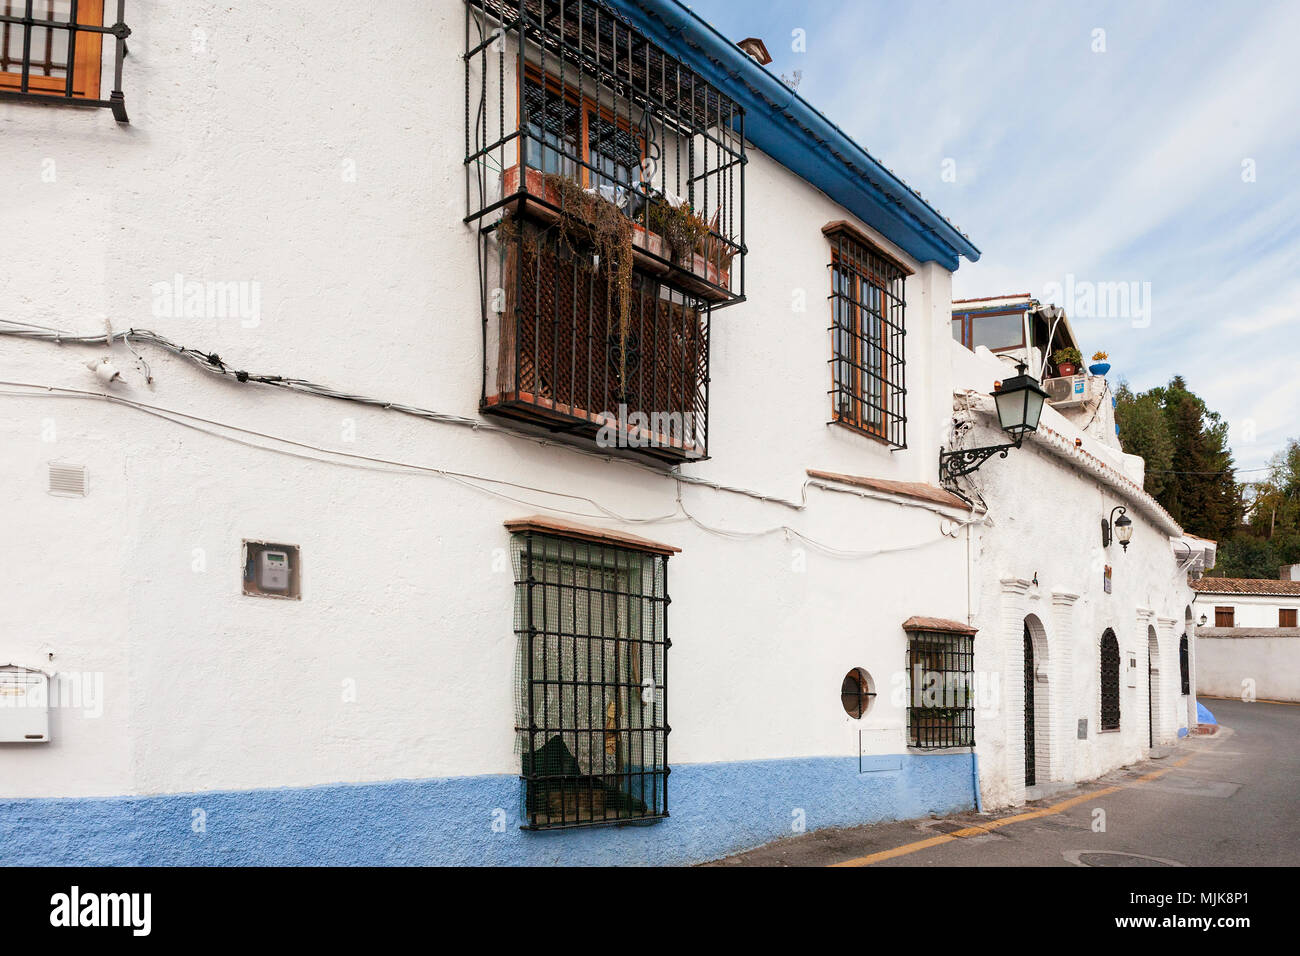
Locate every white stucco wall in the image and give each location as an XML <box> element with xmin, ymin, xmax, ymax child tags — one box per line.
<box><xmin>950</xmin><ymin>345</ymin><xmax>1196</xmax><ymax>808</ymax></box>
<box><xmin>0</xmin><ymin>0</ymin><xmax>976</xmax><ymax>800</ymax></box>
<box><xmin>0</xmin><ymin>0</ymin><xmax>1198</xmax><ymax>824</ymax></box>
<box><xmin>1196</xmin><ymin>634</ymin><xmax>1300</xmax><ymax>702</ymax></box>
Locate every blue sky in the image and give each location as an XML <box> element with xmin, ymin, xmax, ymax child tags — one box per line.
<box><xmin>688</xmin><ymin>0</ymin><xmax>1300</xmax><ymax>475</ymax></box>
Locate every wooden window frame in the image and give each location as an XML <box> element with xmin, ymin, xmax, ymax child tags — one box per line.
<box><xmin>1280</xmin><ymin>608</ymin><xmax>1297</xmax><ymax>628</ymax></box>
<box><xmin>1214</xmin><ymin>606</ymin><xmax>1234</xmax><ymax>628</ymax></box>
<box><xmin>520</xmin><ymin>65</ymin><xmax>645</xmax><ymax>191</ymax></box>
<box><xmin>952</xmin><ymin>309</ymin><xmax>1028</xmax><ymax>354</ymax></box>
<box><xmin>0</xmin><ymin>0</ymin><xmax>103</xmax><ymax>99</ymax></box>
<box><xmin>824</xmin><ymin>222</ymin><xmax>910</xmax><ymax>449</ymax></box>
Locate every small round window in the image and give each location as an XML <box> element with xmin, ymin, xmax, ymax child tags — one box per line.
<box><xmin>840</xmin><ymin>668</ymin><xmax>876</xmax><ymax>719</ymax></box>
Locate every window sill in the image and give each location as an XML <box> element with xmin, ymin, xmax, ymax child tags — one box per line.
<box><xmin>830</xmin><ymin>416</ymin><xmax>900</xmax><ymax>449</ymax></box>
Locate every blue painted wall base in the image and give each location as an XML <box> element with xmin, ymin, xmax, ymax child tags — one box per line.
<box><xmin>0</xmin><ymin>753</ymin><xmax>973</xmax><ymax>866</ymax></box>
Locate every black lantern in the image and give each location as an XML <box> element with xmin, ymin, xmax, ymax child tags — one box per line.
<box><xmin>940</xmin><ymin>363</ymin><xmax>1050</xmax><ymax>481</ymax></box>
<box><xmin>1102</xmin><ymin>505</ymin><xmax>1133</xmax><ymax>552</ymax></box>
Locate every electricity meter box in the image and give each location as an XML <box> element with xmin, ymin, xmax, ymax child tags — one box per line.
<box><xmin>242</xmin><ymin>540</ymin><xmax>302</xmax><ymax>600</ymax></box>
<box><xmin>0</xmin><ymin>668</ymin><xmax>51</xmax><ymax>743</ymax></box>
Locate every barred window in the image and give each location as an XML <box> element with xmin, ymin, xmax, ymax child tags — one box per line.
<box><xmin>905</xmin><ymin>629</ymin><xmax>974</xmax><ymax>749</ymax></box>
<box><xmin>1100</xmin><ymin>628</ymin><xmax>1121</xmax><ymax>730</ymax></box>
<box><xmin>511</xmin><ymin>524</ymin><xmax>671</xmax><ymax>830</ymax></box>
<box><xmin>825</xmin><ymin>222</ymin><xmax>909</xmax><ymax>449</ymax></box>
<box><xmin>0</xmin><ymin>0</ymin><xmax>128</xmax><ymax>120</ymax></box>
<box><xmin>1179</xmin><ymin>633</ymin><xmax>1190</xmax><ymax>695</ymax></box>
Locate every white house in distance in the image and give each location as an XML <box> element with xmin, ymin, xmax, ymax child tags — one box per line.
<box><xmin>0</xmin><ymin>0</ymin><xmax>1202</xmax><ymax>865</ymax></box>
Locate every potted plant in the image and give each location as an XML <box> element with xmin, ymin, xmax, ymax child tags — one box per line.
<box><xmin>1089</xmin><ymin>351</ymin><xmax>1111</xmax><ymax>376</ymax></box>
<box><xmin>1052</xmin><ymin>346</ymin><xmax>1083</xmax><ymax>377</ymax></box>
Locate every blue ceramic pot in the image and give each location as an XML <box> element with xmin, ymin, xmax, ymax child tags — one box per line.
<box><xmin>1089</xmin><ymin>362</ymin><xmax>1111</xmax><ymax>376</ymax></box>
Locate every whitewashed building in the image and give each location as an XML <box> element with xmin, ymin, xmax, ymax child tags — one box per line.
<box><xmin>1</xmin><ymin>0</ymin><xmax>1199</xmax><ymax>865</ymax></box>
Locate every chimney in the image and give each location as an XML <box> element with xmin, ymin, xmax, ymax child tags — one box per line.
<box><xmin>737</xmin><ymin>37</ymin><xmax>772</xmax><ymax>66</ymax></box>
<box><xmin>1282</xmin><ymin>563</ymin><xmax>1300</xmax><ymax>581</ymax></box>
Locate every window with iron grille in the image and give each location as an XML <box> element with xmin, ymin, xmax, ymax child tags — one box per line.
<box><xmin>1179</xmin><ymin>633</ymin><xmax>1190</xmax><ymax>695</ymax></box>
<box><xmin>0</xmin><ymin>0</ymin><xmax>129</xmax><ymax>121</ymax></box>
<box><xmin>512</xmin><ymin>528</ymin><xmax>670</xmax><ymax>830</ymax></box>
<box><xmin>905</xmin><ymin>630</ymin><xmax>974</xmax><ymax>748</ymax></box>
<box><xmin>465</xmin><ymin>0</ymin><xmax>745</xmax><ymax>302</ymax></box>
<box><xmin>1100</xmin><ymin>628</ymin><xmax>1121</xmax><ymax>730</ymax></box>
<box><xmin>824</xmin><ymin>223</ymin><xmax>908</xmax><ymax>448</ymax></box>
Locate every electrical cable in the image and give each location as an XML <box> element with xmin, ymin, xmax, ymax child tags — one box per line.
<box><xmin>0</xmin><ymin>380</ymin><xmax>981</xmax><ymax>560</ymax></box>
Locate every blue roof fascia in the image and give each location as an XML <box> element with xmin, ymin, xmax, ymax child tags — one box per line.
<box><xmin>608</xmin><ymin>0</ymin><xmax>981</xmax><ymax>272</ymax></box>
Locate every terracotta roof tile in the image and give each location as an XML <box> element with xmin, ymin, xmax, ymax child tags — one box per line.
<box><xmin>1191</xmin><ymin>578</ymin><xmax>1300</xmax><ymax>596</ymax></box>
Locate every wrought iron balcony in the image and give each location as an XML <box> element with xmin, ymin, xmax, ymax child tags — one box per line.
<box><xmin>465</xmin><ymin>0</ymin><xmax>744</xmax><ymax>458</ymax></box>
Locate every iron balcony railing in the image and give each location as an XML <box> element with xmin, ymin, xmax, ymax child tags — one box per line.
<box><xmin>0</xmin><ymin>0</ymin><xmax>130</xmax><ymax>122</ymax></box>
<box><xmin>465</xmin><ymin>0</ymin><xmax>745</xmax><ymax>302</ymax></box>
<box><xmin>466</xmin><ymin>0</ymin><xmax>742</xmax><ymax>459</ymax></box>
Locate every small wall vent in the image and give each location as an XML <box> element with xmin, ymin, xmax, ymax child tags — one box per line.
<box><xmin>48</xmin><ymin>463</ymin><xmax>88</xmax><ymax>498</ymax></box>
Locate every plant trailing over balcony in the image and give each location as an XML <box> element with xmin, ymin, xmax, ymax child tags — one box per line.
<box><xmin>518</xmin><ymin>173</ymin><xmax>637</xmax><ymax>399</ymax></box>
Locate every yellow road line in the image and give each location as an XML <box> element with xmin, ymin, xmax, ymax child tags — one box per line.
<box><xmin>831</xmin><ymin>754</ymin><xmax>1196</xmax><ymax>867</ymax></box>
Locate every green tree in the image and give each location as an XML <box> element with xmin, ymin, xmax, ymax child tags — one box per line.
<box><xmin>1115</xmin><ymin>376</ymin><xmax>1240</xmax><ymax>541</ymax></box>
<box><xmin>1114</xmin><ymin>382</ymin><xmax>1174</xmax><ymax>499</ymax></box>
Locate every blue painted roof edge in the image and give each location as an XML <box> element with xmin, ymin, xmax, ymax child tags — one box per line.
<box><xmin>609</xmin><ymin>0</ymin><xmax>981</xmax><ymax>271</ymax></box>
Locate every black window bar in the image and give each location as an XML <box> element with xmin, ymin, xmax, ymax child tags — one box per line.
<box><xmin>0</xmin><ymin>0</ymin><xmax>129</xmax><ymax>122</ymax></box>
<box><xmin>825</xmin><ymin>223</ymin><xmax>908</xmax><ymax>450</ymax></box>
<box><xmin>513</xmin><ymin>529</ymin><xmax>670</xmax><ymax>830</ymax></box>
<box><xmin>1179</xmin><ymin>633</ymin><xmax>1190</xmax><ymax>696</ymax></box>
<box><xmin>905</xmin><ymin>630</ymin><xmax>974</xmax><ymax>749</ymax></box>
<box><xmin>464</xmin><ymin>0</ymin><xmax>746</xmax><ymax>304</ymax></box>
<box><xmin>1100</xmin><ymin>628</ymin><xmax>1121</xmax><ymax>730</ymax></box>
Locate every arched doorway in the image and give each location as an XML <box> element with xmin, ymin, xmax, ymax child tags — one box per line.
<box><xmin>1021</xmin><ymin>614</ymin><xmax>1050</xmax><ymax>789</ymax></box>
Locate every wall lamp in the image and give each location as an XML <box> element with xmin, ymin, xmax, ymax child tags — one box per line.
<box><xmin>1199</xmin><ymin>614</ymin><xmax>1208</xmax><ymax>627</ymax></box>
<box><xmin>940</xmin><ymin>363</ymin><xmax>1048</xmax><ymax>481</ymax></box>
<box><xmin>1102</xmin><ymin>505</ymin><xmax>1133</xmax><ymax>551</ymax></box>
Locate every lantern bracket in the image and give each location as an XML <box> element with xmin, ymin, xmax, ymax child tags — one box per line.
<box><xmin>939</xmin><ymin>438</ymin><xmax>1023</xmax><ymax>482</ymax></box>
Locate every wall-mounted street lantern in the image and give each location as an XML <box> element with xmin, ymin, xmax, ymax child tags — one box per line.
<box><xmin>1102</xmin><ymin>505</ymin><xmax>1133</xmax><ymax>552</ymax></box>
<box><xmin>1199</xmin><ymin>614</ymin><xmax>1208</xmax><ymax>627</ymax></box>
<box><xmin>940</xmin><ymin>363</ymin><xmax>1049</xmax><ymax>481</ymax></box>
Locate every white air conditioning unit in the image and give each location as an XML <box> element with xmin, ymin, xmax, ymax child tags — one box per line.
<box><xmin>1044</xmin><ymin>374</ymin><xmax>1093</xmax><ymax>408</ymax></box>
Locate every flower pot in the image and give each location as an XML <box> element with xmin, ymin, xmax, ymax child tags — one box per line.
<box><xmin>1089</xmin><ymin>362</ymin><xmax>1111</xmax><ymax>376</ymax></box>
<box><xmin>1056</xmin><ymin>362</ymin><xmax>1078</xmax><ymax>377</ymax></box>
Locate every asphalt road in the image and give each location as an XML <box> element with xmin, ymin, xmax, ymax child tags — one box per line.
<box><xmin>710</xmin><ymin>697</ymin><xmax>1299</xmax><ymax>867</ymax></box>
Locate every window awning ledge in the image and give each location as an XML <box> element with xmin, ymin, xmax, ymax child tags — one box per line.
<box><xmin>902</xmin><ymin>616</ymin><xmax>978</xmax><ymax>636</ymax></box>
<box><xmin>505</xmin><ymin>515</ymin><xmax>681</xmax><ymax>555</ymax></box>
<box><xmin>808</xmin><ymin>469</ymin><xmax>971</xmax><ymax>512</ymax></box>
